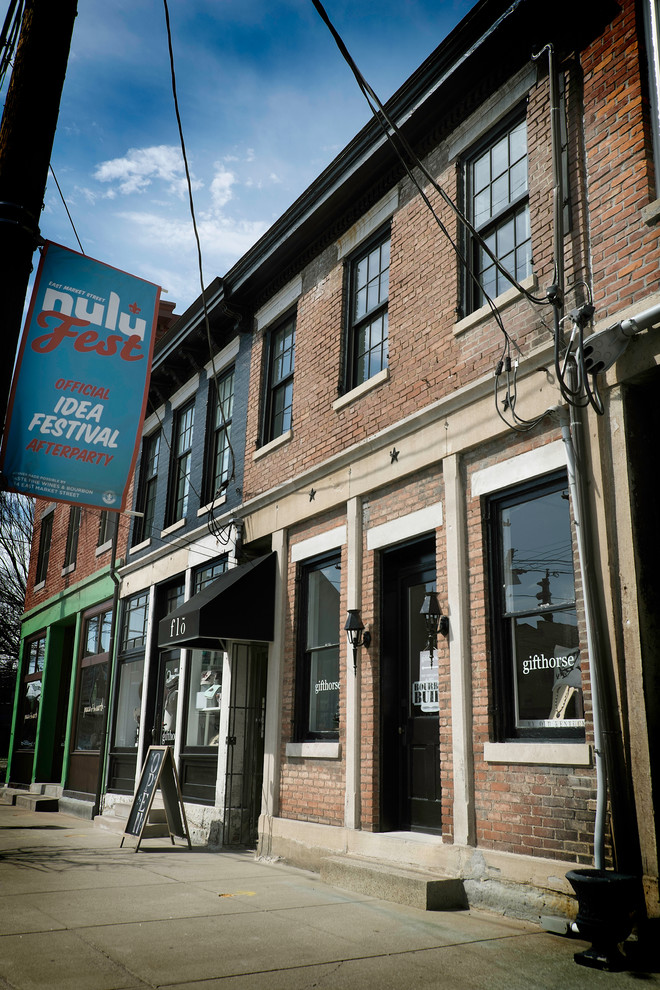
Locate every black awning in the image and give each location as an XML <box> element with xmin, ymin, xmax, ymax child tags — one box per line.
<box><xmin>158</xmin><ymin>552</ymin><xmax>276</xmax><ymax>649</ymax></box>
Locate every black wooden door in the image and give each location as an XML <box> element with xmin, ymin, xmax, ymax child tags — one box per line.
<box><xmin>381</xmin><ymin>537</ymin><xmax>442</xmax><ymax>834</ymax></box>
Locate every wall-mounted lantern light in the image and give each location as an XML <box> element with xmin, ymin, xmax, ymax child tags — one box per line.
<box><xmin>344</xmin><ymin>609</ymin><xmax>371</xmax><ymax>673</ymax></box>
<box><xmin>420</xmin><ymin>591</ymin><xmax>448</xmax><ymax>665</ymax></box>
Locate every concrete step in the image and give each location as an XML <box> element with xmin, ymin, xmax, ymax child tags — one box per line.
<box><xmin>59</xmin><ymin>795</ymin><xmax>95</xmax><ymax>820</ymax></box>
<box><xmin>14</xmin><ymin>793</ymin><xmax>59</xmax><ymax>812</ymax></box>
<box><xmin>0</xmin><ymin>787</ymin><xmax>22</xmax><ymax>805</ymax></box>
<box><xmin>320</xmin><ymin>855</ymin><xmax>467</xmax><ymax>912</ymax></box>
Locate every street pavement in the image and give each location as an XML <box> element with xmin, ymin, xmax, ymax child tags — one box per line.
<box><xmin>0</xmin><ymin>802</ymin><xmax>657</xmax><ymax>990</ymax></box>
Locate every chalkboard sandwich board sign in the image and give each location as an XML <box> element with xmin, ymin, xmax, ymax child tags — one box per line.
<box><xmin>121</xmin><ymin>746</ymin><xmax>191</xmax><ymax>852</ymax></box>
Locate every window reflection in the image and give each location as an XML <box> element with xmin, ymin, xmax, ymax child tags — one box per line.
<box><xmin>186</xmin><ymin>650</ymin><xmax>223</xmax><ymax>748</ymax></box>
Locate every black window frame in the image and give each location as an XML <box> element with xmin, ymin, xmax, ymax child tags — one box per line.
<box><xmin>63</xmin><ymin>505</ymin><xmax>81</xmax><ymax>569</ymax></box>
<box><xmin>295</xmin><ymin>550</ymin><xmax>342</xmax><ymax>742</ymax></box>
<box><xmin>98</xmin><ymin>509</ymin><xmax>117</xmax><ymax>548</ymax></box>
<box><xmin>34</xmin><ymin>510</ymin><xmax>53</xmax><ymax>584</ymax></box>
<box><xmin>203</xmin><ymin>368</ymin><xmax>235</xmax><ymax>504</ymax></box>
<box><xmin>486</xmin><ymin>470</ymin><xmax>585</xmax><ymax>742</ymax></box>
<box><xmin>119</xmin><ymin>590</ymin><xmax>150</xmax><ymax>654</ymax></box>
<box><xmin>263</xmin><ymin>313</ymin><xmax>296</xmax><ymax>444</ymax></box>
<box><xmin>133</xmin><ymin>429</ymin><xmax>161</xmax><ymax>546</ymax></box>
<box><xmin>345</xmin><ymin>226</ymin><xmax>390</xmax><ymax>391</ymax></box>
<box><xmin>167</xmin><ymin>400</ymin><xmax>195</xmax><ymax>526</ymax></box>
<box><xmin>465</xmin><ymin>109</ymin><xmax>531</xmax><ymax>314</ymax></box>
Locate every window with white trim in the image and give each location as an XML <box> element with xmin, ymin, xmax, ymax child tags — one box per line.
<box><xmin>296</xmin><ymin>552</ymin><xmax>341</xmax><ymax>740</ymax></box>
<box><xmin>487</xmin><ymin>472</ymin><xmax>585</xmax><ymax>740</ymax></box>
<box><xmin>466</xmin><ymin>113</ymin><xmax>531</xmax><ymax>312</ymax></box>
<box><xmin>346</xmin><ymin>228</ymin><xmax>390</xmax><ymax>389</ymax></box>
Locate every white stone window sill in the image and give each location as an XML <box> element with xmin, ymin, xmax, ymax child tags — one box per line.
<box><xmin>34</xmin><ymin>581</ymin><xmax>46</xmax><ymax>592</ymax></box>
<box><xmin>197</xmin><ymin>494</ymin><xmax>227</xmax><ymax>517</ymax></box>
<box><xmin>641</xmin><ymin>197</ymin><xmax>660</xmax><ymax>225</ymax></box>
<box><xmin>161</xmin><ymin>518</ymin><xmax>186</xmax><ymax>538</ymax></box>
<box><xmin>484</xmin><ymin>741</ymin><xmax>592</xmax><ymax>766</ymax></box>
<box><xmin>454</xmin><ymin>274</ymin><xmax>538</xmax><ymax>336</ymax></box>
<box><xmin>253</xmin><ymin>429</ymin><xmax>292</xmax><ymax>461</ymax></box>
<box><xmin>333</xmin><ymin>368</ymin><xmax>389</xmax><ymax>411</ymax></box>
<box><xmin>129</xmin><ymin>538</ymin><xmax>151</xmax><ymax>555</ymax></box>
<box><xmin>61</xmin><ymin>563</ymin><xmax>76</xmax><ymax>576</ymax></box>
<box><xmin>285</xmin><ymin>742</ymin><xmax>341</xmax><ymax>760</ymax></box>
<box><xmin>95</xmin><ymin>540</ymin><xmax>113</xmax><ymax>557</ymax></box>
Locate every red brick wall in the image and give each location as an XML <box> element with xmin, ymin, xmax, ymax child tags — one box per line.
<box><xmin>24</xmin><ymin>483</ymin><xmax>132</xmax><ymax>613</ymax></box>
<box><xmin>279</xmin><ymin>510</ymin><xmax>347</xmax><ymax>826</ymax></box>
<box><xmin>583</xmin><ymin>0</ymin><xmax>660</xmax><ymax>317</ymax></box>
<box><xmin>242</xmin><ymin>68</ymin><xmax>566</xmax><ymax>500</ymax></box>
<box><xmin>464</xmin><ymin>429</ymin><xmax>599</xmax><ymax>865</ymax></box>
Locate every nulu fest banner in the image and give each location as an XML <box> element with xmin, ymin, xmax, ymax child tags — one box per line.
<box><xmin>1</xmin><ymin>242</ymin><xmax>160</xmax><ymax>511</ymax></box>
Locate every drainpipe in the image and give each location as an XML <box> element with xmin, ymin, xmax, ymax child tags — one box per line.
<box><xmin>95</xmin><ymin>517</ymin><xmax>122</xmax><ymax>817</ymax></box>
<box><xmin>551</xmin><ymin>392</ymin><xmax>607</xmax><ymax>867</ymax></box>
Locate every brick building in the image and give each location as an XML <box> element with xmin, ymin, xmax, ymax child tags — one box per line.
<box><xmin>7</xmin><ymin>0</ymin><xmax>659</xmax><ymax>924</ymax></box>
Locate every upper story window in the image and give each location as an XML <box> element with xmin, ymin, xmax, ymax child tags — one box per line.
<box><xmin>167</xmin><ymin>402</ymin><xmax>195</xmax><ymax>525</ymax></box>
<box><xmin>487</xmin><ymin>472</ymin><xmax>584</xmax><ymax>741</ymax></box>
<box><xmin>120</xmin><ymin>591</ymin><xmax>150</xmax><ymax>654</ymax></box>
<box><xmin>296</xmin><ymin>552</ymin><xmax>341</xmax><ymax>740</ymax></box>
<box><xmin>194</xmin><ymin>556</ymin><xmax>228</xmax><ymax>593</ymax></box>
<box><xmin>98</xmin><ymin>510</ymin><xmax>117</xmax><ymax>548</ymax></box>
<box><xmin>346</xmin><ymin>229</ymin><xmax>390</xmax><ymax>389</ymax></box>
<box><xmin>63</xmin><ymin>505</ymin><xmax>81</xmax><ymax>569</ymax></box>
<box><xmin>467</xmin><ymin>115</ymin><xmax>531</xmax><ymax>311</ymax></box>
<box><xmin>204</xmin><ymin>368</ymin><xmax>234</xmax><ymax>503</ymax></box>
<box><xmin>264</xmin><ymin>315</ymin><xmax>295</xmax><ymax>442</ymax></box>
<box><xmin>35</xmin><ymin>510</ymin><xmax>53</xmax><ymax>585</ymax></box>
<box><xmin>133</xmin><ymin>430</ymin><xmax>160</xmax><ymax>545</ymax></box>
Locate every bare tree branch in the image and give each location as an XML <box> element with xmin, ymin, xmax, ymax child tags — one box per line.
<box><xmin>0</xmin><ymin>490</ymin><xmax>33</xmax><ymax>669</ymax></box>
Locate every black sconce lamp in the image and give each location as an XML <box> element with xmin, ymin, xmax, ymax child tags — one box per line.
<box><xmin>420</xmin><ymin>592</ymin><xmax>448</xmax><ymax>665</ymax></box>
<box><xmin>344</xmin><ymin>609</ymin><xmax>371</xmax><ymax>673</ymax></box>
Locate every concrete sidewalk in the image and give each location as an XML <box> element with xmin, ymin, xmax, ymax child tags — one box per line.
<box><xmin>0</xmin><ymin>803</ymin><xmax>656</xmax><ymax>990</ymax></box>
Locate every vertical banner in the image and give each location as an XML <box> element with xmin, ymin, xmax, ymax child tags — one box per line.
<box><xmin>1</xmin><ymin>242</ymin><xmax>160</xmax><ymax>511</ymax></box>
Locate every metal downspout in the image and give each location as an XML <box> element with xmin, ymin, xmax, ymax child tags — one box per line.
<box><xmin>555</xmin><ymin>393</ymin><xmax>607</xmax><ymax>867</ymax></box>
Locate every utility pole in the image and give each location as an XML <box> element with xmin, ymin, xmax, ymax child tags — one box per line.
<box><xmin>0</xmin><ymin>0</ymin><xmax>78</xmax><ymax>430</ymax></box>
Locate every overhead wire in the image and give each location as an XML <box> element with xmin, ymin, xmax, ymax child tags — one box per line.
<box><xmin>161</xmin><ymin>0</ymin><xmax>236</xmax><ymax>545</ymax></box>
<box><xmin>0</xmin><ymin>0</ymin><xmax>23</xmax><ymax>95</ymax></box>
<box><xmin>310</xmin><ymin>0</ymin><xmax>552</xmax><ymax>434</ymax></box>
<box><xmin>310</xmin><ymin>0</ymin><xmax>547</xmax><ymax>310</ymax></box>
<box><xmin>312</xmin><ymin>1</ymin><xmax>608</xmax><ymax>425</ymax></box>
<box><xmin>48</xmin><ymin>164</ymin><xmax>85</xmax><ymax>254</ymax></box>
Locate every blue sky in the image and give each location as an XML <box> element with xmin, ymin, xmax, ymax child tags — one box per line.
<box><xmin>2</xmin><ymin>0</ymin><xmax>476</xmax><ymax>314</ymax></box>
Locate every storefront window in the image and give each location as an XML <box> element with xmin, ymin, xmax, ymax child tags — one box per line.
<box><xmin>159</xmin><ymin>652</ymin><xmax>180</xmax><ymax>746</ymax></box>
<box><xmin>20</xmin><ymin>634</ymin><xmax>46</xmax><ymax>748</ymax></box>
<box><xmin>489</xmin><ymin>472</ymin><xmax>584</xmax><ymax>739</ymax></box>
<box><xmin>114</xmin><ymin>658</ymin><xmax>144</xmax><ymax>747</ymax></box>
<box><xmin>84</xmin><ymin>609</ymin><xmax>112</xmax><ymax>656</ymax></box>
<box><xmin>185</xmin><ymin>649</ymin><xmax>224</xmax><ymax>748</ymax></box>
<box><xmin>20</xmin><ymin>678</ymin><xmax>42</xmax><ymax>748</ymax></box>
<box><xmin>74</xmin><ymin>663</ymin><xmax>109</xmax><ymax>750</ymax></box>
<box><xmin>297</xmin><ymin>553</ymin><xmax>341</xmax><ymax>739</ymax></box>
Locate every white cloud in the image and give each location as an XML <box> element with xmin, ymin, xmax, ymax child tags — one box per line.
<box><xmin>115</xmin><ymin>209</ymin><xmax>268</xmax><ymax>266</ymax></box>
<box><xmin>209</xmin><ymin>167</ymin><xmax>235</xmax><ymax>210</ymax></box>
<box><xmin>93</xmin><ymin>145</ymin><xmax>186</xmax><ymax>196</ymax></box>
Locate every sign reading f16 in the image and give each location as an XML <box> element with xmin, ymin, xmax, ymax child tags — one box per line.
<box><xmin>1</xmin><ymin>242</ymin><xmax>160</xmax><ymax>511</ymax></box>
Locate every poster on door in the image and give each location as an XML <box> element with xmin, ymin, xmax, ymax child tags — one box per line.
<box><xmin>412</xmin><ymin>650</ymin><xmax>439</xmax><ymax>712</ymax></box>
